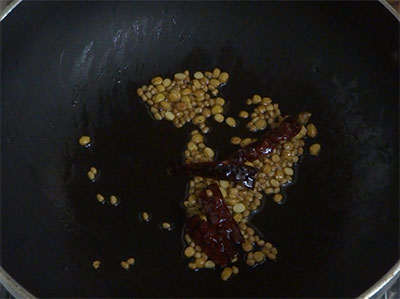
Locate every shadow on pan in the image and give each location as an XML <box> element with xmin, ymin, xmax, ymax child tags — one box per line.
<box><xmin>1</xmin><ymin>1</ymin><xmax>398</xmax><ymax>297</ymax></box>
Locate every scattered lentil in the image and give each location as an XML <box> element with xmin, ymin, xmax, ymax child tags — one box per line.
<box><xmin>96</xmin><ymin>193</ymin><xmax>105</xmax><ymax>203</ymax></box>
<box><xmin>141</xmin><ymin>212</ymin><xmax>150</xmax><ymax>222</ymax></box>
<box><xmin>92</xmin><ymin>260</ymin><xmax>101</xmax><ymax>269</ymax></box>
<box><xmin>306</xmin><ymin>123</ymin><xmax>317</xmax><ymax>137</ymax></box>
<box><xmin>225</xmin><ymin>117</ymin><xmax>237</xmax><ymax>127</ymax></box>
<box><xmin>110</xmin><ymin>195</ymin><xmax>119</xmax><ymax>206</ymax></box>
<box><xmin>204</xmin><ymin>260</ymin><xmax>215</xmax><ymax>269</ymax></box>
<box><xmin>162</xmin><ymin>222</ymin><xmax>172</xmax><ymax>230</ymax></box>
<box><xmin>120</xmin><ymin>261</ymin><xmax>130</xmax><ymax>270</ymax></box>
<box><xmin>309</xmin><ymin>143</ymin><xmax>321</xmax><ymax>156</ymax></box>
<box><xmin>239</xmin><ymin>111</ymin><xmax>249</xmax><ymax>119</ymax></box>
<box><xmin>233</xmin><ymin>203</ymin><xmax>246</xmax><ymax>213</ymax></box>
<box><xmin>232</xmin><ymin>266</ymin><xmax>239</xmax><ymax>274</ymax></box>
<box><xmin>127</xmin><ymin>258</ymin><xmax>135</xmax><ymax>265</ymax></box>
<box><xmin>221</xmin><ymin>267</ymin><xmax>233</xmax><ymax>281</ymax></box>
<box><xmin>273</xmin><ymin>193</ymin><xmax>283</xmax><ymax>203</ymax></box>
<box><xmin>254</xmin><ymin>251</ymin><xmax>265</xmax><ymax>263</ymax></box>
<box><xmin>184</xmin><ymin>246</ymin><xmax>196</xmax><ymax>258</ymax></box>
<box><xmin>87</xmin><ymin>171</ymin><xmax>95</xmax><ymax>181</ymax></box>
<box><xmin>79</xmin><ymin>136</ymin><xmax>91</xmax><ymax>146</ymax></box>
<box><xmin>214</xmin><ymin>113</ymin><xmax>225</xmax><ymax>123</ymax></box>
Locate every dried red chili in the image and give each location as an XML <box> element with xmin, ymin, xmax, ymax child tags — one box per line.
<box><xmin>170</xmin><ymin>114</ymin><xmax>303</xmax><ymax>188</ymax></box>
<box><xmin>229</xmin><ymin>115</ymin><xmax>303</xmax><ymax>164</ymax></box>
<box><xmin>186</xmin><ymin>184</ymin><xmax>244</xmax><ymax>267</ymax></box>
<box><xmin>199</xmin><ymin>183</ymin><xmax>243</xmax><ymax>244</ymax></box>
<box><xmin>169</xmin><ymin>160</ymin><xmax>258</xmax><ymax>189</ymax></box>
<box><xmin>186</xmin><ymin>215</ymin><xmax>237</xmax><ymax>267</ymax></box>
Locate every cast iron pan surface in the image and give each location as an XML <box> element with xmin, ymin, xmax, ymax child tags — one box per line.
<box><xmin>1</xmin><ymin>1</ymin><xmax>399</xmax><ymax>297</ymax></box>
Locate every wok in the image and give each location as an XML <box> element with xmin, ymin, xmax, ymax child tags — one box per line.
<box><xmin>1</xmin><ymin>1</ymin><xmax>399</xmax><ymax>297</ymax></box>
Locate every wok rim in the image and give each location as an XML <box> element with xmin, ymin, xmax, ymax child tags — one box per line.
<box><xmin>0</xmin><ymin>0</ymin><xmax>398</xmax><ymax>298</ymax></box>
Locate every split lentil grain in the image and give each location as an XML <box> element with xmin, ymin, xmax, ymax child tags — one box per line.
<box><xmin>87</xmin><ymin>170</ymin><xmax>96</xmax><ymax>181</ymax></box>
<box><xmin>141</xmin><ymin>212</ymin><xmax>150</xmax><ymax>222</ymax></box>
<box><xmin>309</xmin><ymin>143</ymin><xmax>321</xmax><ymax>156</ymax></box>
<box><xmin>214</xmin><ymin>113</ymin><xmax>225</xmax><ymax>123</ymax></box>
<box><xmin>162</xmin><ymin>222</ymin><xmax>172</xmax><ymax>230</ymax></box>
<box><xmin>110</xmin><ymin>195</ymin><xmax>119</xmax><ymax>206</ymax></box>
<box><xmin>92</xmin><ymin>260</ymin><xmax>101</xmax><ymax>269</ymax></box>
<box><xmin>306</xmin><ymin>123</ymin><xmax>317</xmax><ymax>137</ymax></box>
<box><xmin>221</xmin><ymin>267</ymin><xmax>233</xmax><ymax>281</ymax></box>
<box><xmin>225</xmin><ymin>117</ymin><xmax>237</xmax><ymax>127</ymax></box>
<box><xmin>79</xmin><ymin>135</ymin><xmax>91</xmax><ymax>146</ymax></box>
<box><xmin>96</xmin><ymin>193</ymin><xmax>105</xmax><ymax>203</ymax></box>
<box><xmin>204</xmin><ymin>260</ymin><xmax>215</xmax><ymax>269</ymax></box>
<box><xmin>239</xmin><ymin>111</ymin><xmax>249</xmax><ymax>119</ymax></box>
<box><xmin>273</xmin><ymin>193</ymin><xmax>283</xmax><ymax>203</ymax></box>
<box><xmin>120</xmin><ymin>261</ymin><xmax>130</xmax><ymax>270</ymax></box>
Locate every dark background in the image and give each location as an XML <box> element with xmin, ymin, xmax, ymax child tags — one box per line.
<box><xmin>1</xmin><ymin>1</ymin><xmax>399</xmax><ymax>297</ymax></box>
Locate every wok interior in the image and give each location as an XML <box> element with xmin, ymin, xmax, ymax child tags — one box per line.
<box><xmin>1</xmin><ymin>1</ymin><xmax>398</xmax><ymax>297</ymax></box>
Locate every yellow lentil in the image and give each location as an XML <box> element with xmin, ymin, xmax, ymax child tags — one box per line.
<box><xmin>151</xmin><ymin>76</ymin><xmax>163</xmax><ymax>85</ymax></box>
<box><xmin>174</xmin><ymin>73</ymin><xmax>186</xmax><ymax>80</ymax></box>
<box><xmin>225</xmin><ymin>117</ymin><xmax>236</xmax><ymax>127</ymax></box>
<box><xmin>165</xmin><ymin>111</ymin><xmax>175</xmax><ymax>121</ymax></box>
<box><xmin>195</xmin><ymin>258</ymin><xmax>206</xmax><ymax>268</ymax></box>
<box><xmin>218</xmin><ymin>72</ymin><xmax>229</xmax><ymax>83</ymax></box>
<box><xmin>310</xmin><ymin>143</ymin><xmax>321</xmax><ymax>156</ymax></box>
<box><xmin>230</xmin><ymin>136</ymin><xmax>241</xmax><ymax>145</ymax></box>
<box><xmin>162</xmin><ymin>222</ymin><xmax>172</xmax><ymax>230</ymax></box>
<box><xmin>110</xmin><ymin>195</ymin><xmax>118</xmax><ymax>205</ymax></box>
<box><xmin>232</xmin><ymin>266</ymin><xmax>239</xmax><ymax>274</ymax></box>
<box><xmin>184</xmin><ymin>246</ymin><xmax>196</xmax><ymax>258</ymax></box>
<box><xmin>92</xmin><ymin>260</ymin><xmax>101</xmax><ymax>269</ymax></box>
<box><xmin>306</xmin><ymin>123</ymin><xmax>317</xmax><ymax>137</ymax></box>
<box><xmin>79</xmin><ymin>136</ymin><xmax>91</xmax><ymax>146</ymax></box>
<box><xmin>127</xmin><ymin>258</ymin><xmax>135</xmax><ymax>265</ymax></box>
<box><xmin>254</xmin><ymin>251</ymin><xmax>265</xmax><ymax>263</ymax></box>
<box><xmin>215</xmin><ymin>97</ymin><xmax>225</xmax><ymax>105</ymax></box>
<box><xmin>120</xmin><ymin>261</ymin><xmax>130</xmax><ymax>270</ymax></box>
<box><xmin>163</xmin><ymin>78</ymin><xmax>171</xmax><ymax>87</ymax></box>
<box><xmin>239</xmin><ymin>111</ymin><xmax>249</xmax><ymax>118</ymax></box>
<box><xmin>273</xmin><ymin>193</ymin><xmax>283</xmax><ymax>203</ymax></box>
<box><xmin>214</xmin><ymin>113</ymin><xmax>224</xmax><ymax>123</ymax></box>
<box><xmin>193</xmin><ymin>71</ymin><xmax>204</xmax><ymax>79</ymax></box>
<box><xmin>141</xmin><ymin>212</ymin><xmax>150</xmax><ymax>222</ymax></box>
<box><xmin>96</xmin><ymin>193</ymin><xmax>105</xmax><ymax>203</ymax></box>
<box><xmin>233</xmin><ymin>213</ymin><xmax>242</xmax><ymax>222</ymax></box>
<box><xmin>233</xmin><ymin>203</ymin><xmax>246</xmax><ymax>213</ymax></box>
<box><xmin>193</xmin><ymin>115</ymin><xmax>206</xmax><ymax>124</ymax></box>
<box><xmin>240</xmin><ymin>138</ymin><xmax>253</xmax><ymax>147</ymax></box>
<box><xmin>221</xmin><ymin>267</ymin><xmax>233</xmax><ymax>281</ymax></box>
<box><xmin>252</xmin><ymin>94</ymin><xmax>262</xmax><ymax>104</ymax></box>
<box><xmin>211</xmin><ymin>105</ymin><xmax>224</xmax><ymax>115</ymax></box>
<box><xmin>204</xmin><ymin>147</ymin><xmax>215</xmax><ymax>158</ymax></box>
<box><xmin>204</xmin><ymin>260</ymin><xmax>215</xmax><ymax>269</ymax></box>
<box><xmin>87</xmin><ymin>171</ymin><xmax>95</xmax><ymax>180</ymax></box>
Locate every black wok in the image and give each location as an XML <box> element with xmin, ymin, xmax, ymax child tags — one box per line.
<box><xmin>1</xmin><ymin>1</ymin><xmax>399</xmax><ymax>297</ymax></box>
